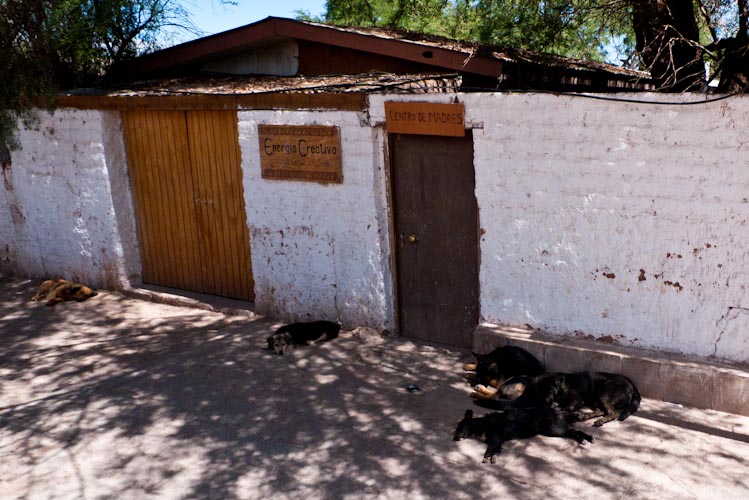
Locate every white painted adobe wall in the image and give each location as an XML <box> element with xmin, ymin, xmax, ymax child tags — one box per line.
<box><xmin>371</xmin><ymin>93</ymin><xmax>749</xmax><ymax>363</ymax></box>
<box><xmin>238</xmin><ymin>109</ymin><xmax>393</xmax><ymax>330</ymax></box>
<box><xmin>0</xmin><ymin>109</ymin><xmax>135</xmax><ymax>288</ymax></box>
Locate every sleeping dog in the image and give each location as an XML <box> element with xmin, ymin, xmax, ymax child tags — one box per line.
<box><xmin>463</xmin><ymin>345</ymin><xmax>545</xmax><ymax>388</ymax></box>
<box><xmin>30</xmin><ymin>278</ymin><xmax>98</xmax><ymax>306</ymax></box>
<box><xmin>453</xmin><ymin>408</ymin><xmax>593</xmax><ymax>464</ymax></box>
<box><xmin>267</xmin><ymin>320</ymin><xmax>341</xmax><ymax>355</ymax></box>
<box><xmin>473</xmin><ymin>371</ymin><xmax>641</xmax><ymax>427</ymax></box>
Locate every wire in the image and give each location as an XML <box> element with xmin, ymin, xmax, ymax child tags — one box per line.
<box><xmin>458</xmin><ymin>85</ymin><xmax>748</xmax><ymax>106</ymax></box>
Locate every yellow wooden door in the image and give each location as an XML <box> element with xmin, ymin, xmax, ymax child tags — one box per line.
<box><xmin>122</xmin><ymin>110</ymin><xmax>254</xmax><ymax>300</ymax></box>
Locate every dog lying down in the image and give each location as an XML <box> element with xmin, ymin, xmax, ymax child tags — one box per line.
<box><xmin>30</xmin><ymin>278</ymin><xmax>98</xmax><ymax>306</ymax></box>
<box><xmin>453</xmin><ymin>408</ymin><xmax>593</xmax><ymax>464</ymax></box>
<box><xmin>474</xmin><ymin>371</ymin><xmax>641</xmax><ymax>427</ymax></box>
<box><xmin>267</xmin><ymin>320</ymin><xmax>341</xmax><ymax>355</ymax></box>
<box><xmin>463</xmin><ymin>345</ymin><xmax>545</xmax><ymax>388</ymax></box>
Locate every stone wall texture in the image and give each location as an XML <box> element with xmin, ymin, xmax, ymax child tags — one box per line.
<box><xmin>0</xmin><ymin>109</ymin><xmax>130</xmax><ymax>289</ymax></box>
<box><xmin>6</xmin><ymin>93</ymin><xmax>749</xmax><ymax>363</ymax></box>
<box><xmin>372</xmin><ymin>93</ymin><xmax>749</xmax><ymax>362</ymax></box>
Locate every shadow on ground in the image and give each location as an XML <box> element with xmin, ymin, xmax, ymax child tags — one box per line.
<box><xmin>2</xmin><ymin>275</ymin><xmax>749</xmax><ymax>499</ymax></box>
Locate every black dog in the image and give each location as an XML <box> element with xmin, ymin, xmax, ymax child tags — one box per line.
<box><xmin>474</xmin><ymin>371</ymin><xmax>641</xmax><ymax>427</ymax></box>
<box><xmin>266</xmin><ymin>321</ymin><xmax>341</xmax><ymax>355</ymax></box>
<box><xmin>463</xmin><ymin>345</ymin><xmax>545</xmax><ymax>388</ymax></box>
<box><xmin>453</xmin><ymin>408</ymin><xmax>593</xmax><ymax>463</ymax></box>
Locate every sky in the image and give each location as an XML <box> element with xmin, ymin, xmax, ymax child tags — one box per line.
<box><xmin>179</xmin><ymin>1</ymin><xmax>328</xmax><ymax>40</ymax></box>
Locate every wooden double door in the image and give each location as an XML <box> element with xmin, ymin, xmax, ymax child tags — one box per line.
<box><xmin>391</xmin><ymin>133</ymin><xmax>479</xmax><ymax>347</ymax></box>
<box><xmin>122</xmin><ymin>110</ymin><xmax>254</xmax><ymax>300</ymax></box>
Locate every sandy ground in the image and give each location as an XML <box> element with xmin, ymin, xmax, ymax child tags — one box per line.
<box><xmin>2</xmin><ymin>275</ymin><xmax>749</xmax><ymax>500</ymax></box>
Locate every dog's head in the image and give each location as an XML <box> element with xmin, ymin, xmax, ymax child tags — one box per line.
<box><xmin>267</xmin><ymin>331</ymin><xmax>294</xmax><ymax>355</ymax></box>
<box><xmin>453</xmin><ymin>409</ymin><xmax>483</xmax><ymax>441</ymax></box>
<box><xmin>70</xmin><ymin>284</ymin><xmax>97</xmax><ymax>301</ymax></box>
<box><xmin>471</xmin><ymin>351</ymin><xmax>502</xmax><ymax>388</ymax></box>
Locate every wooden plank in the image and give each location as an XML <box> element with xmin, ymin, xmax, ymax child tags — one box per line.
<box><xmin>228</xmin><ymin>112</ymin><xmax>254</xmax><ymax>300</ymax></box>
<box><xmin>198</xmin><ymin>110</ymin><xmax>230</xmax><ymax>297</ymax></box>
<box><xmin>136</xmin><ymin>110</ymin><xmax>168</xmax><ymax>286</ymax></box>
<box><xmin>56</xmin><ymin>93</ymin><xmax>368</xmax><ymax>111</ymax></box>
<box><xmin>122</xmin><ymin>111</ymin><xmax>157</xmax><ymax>284</ymax></box>
<box><xmin>225</xmin><ymin>111</ymin><xmax>254</xmax><ymax>300</ymax></box>
<box><xmin>185</xmin><ymin>110</ymin><xmax>212</xmax><ymax>292</ymax></box>
<box><xmin>209</xmin><ymin>111</ymin><xmax>237</xmax><ymax>298</ymax></box>
<box><xmin>157</xmin><ymin>110</ymin><xmax>201</xmax><ymax>293</ymax></box>
<box><xmin>217</xmin><ymin>111</ymin><xmax>242</xmax><ymax>298</ymax></box>
<box><xmin>123</xmin><ymin>110</ymin><xmax>203</xmax><ymax>292</ymax></box>
<box><xmin>186</xmin><ymin>110</ymin><xmax>254</xmax><ymax>300</ymax></box>
<box><xmin>158</xmin><ymin>111</ymin><xmax>190</xmax><ymax>290</ymax></box>
<box><xmin>179</xmin><ymin>113</ymin><xmax>204</xmax><ymax>291</ymax></box>
<box><xmin>258</xmin><ymin>124</ymin><xmax>343</xmax><ymax>183</ymax></box>
<box><xmin>385</xmin><ymin>101</ymin><xmax>465</xmax><ymax>137</ymax></box>
<box><xmin>123</xmin><ymin>108</ymin><xmax>253</xmax><ymax>300</ymax></box>
<box><xmin>391</xmin><ymin>133</ymin><xmax>478</xmax><ymax>347</ymax></box>
<box><xmin>205</xmin><ymin>110</ymin><xmax>253</xmax><ymax>299</ymax></box>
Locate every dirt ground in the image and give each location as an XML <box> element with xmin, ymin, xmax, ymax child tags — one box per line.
<box><xmin>2</xmin><ymin>275</ymin><xmax>749</xmax><ymax>500</ymax></box>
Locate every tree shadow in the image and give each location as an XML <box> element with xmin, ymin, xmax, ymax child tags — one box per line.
<box><xmin>2</xmin><ymin>275</ymin><xmax>749</xmax><ymax>499</ymax></box>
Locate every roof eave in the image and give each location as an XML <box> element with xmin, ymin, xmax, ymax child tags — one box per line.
<box><xmin>125</xmin><ymin>17</ymin><xmax>504</xmax><ymax>79</ymax></box>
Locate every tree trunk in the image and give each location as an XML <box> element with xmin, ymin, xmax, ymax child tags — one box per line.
<box><xmin>631</xmin><ymin>0</ymin><xmax>704</xmax><ymax>91</ymax></box>
<box><xmin>715</xmin><ymin>0</ymin><xmax>749</xmax><ymax>92</ymax></box>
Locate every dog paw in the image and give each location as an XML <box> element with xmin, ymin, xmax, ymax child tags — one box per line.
<box><xmin>593</xmin><ymin>419</ymin><xmax>605</xmax><ymax>427</ymax></box>
<box><xmin>473</xmin><ymin>384</ymin><xmax>498</xmax><ymax>397</ymax></box>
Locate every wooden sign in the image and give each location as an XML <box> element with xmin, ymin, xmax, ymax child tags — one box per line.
<box><xmin>258</xmin><ymin>125</ymin><xmax>342</xmax><ymax>183</ymax></box>
<box><xmin>384</xmin><ymin>101</ymin><xmax>465</xmax><ymax>137</ymax></box>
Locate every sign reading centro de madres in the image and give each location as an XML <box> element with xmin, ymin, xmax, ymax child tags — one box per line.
<box><xmin>384</xmin><ymin>101</ymin><xmax>465</xmax><ymax>137</ymax></box>
<box><xmin>258</xmin><ymin>125</ymin><xmax>342</xmax><ymax>183</ymax></box>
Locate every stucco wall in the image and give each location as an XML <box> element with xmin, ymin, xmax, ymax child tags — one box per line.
<box><xmin>7</xmin><ymin>93</ymin><xmax>749</xmax><ymax>363</ymax></box>
<box><xmin>238</xmin><ymin>110</ymin><xmax>393</xmax><ymax>330</ymax></box>
<box><xmin>371</xmin><ymin>93</ymin><xmax>749</xmax><ymax>363</ymax></box>
<box><xmin>0</xmin><ymin>109</ymin><xmax>132</xmax><ymax>288</ymax></box>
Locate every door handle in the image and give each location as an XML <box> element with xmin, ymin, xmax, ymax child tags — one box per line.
<box><xmin>407</xmin><ymin>233</ymin><xmax>419</xmax><ymax>243</ymax></box>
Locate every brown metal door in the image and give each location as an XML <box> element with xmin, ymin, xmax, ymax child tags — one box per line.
<box><xmin>122</xmin><ymin>110</ymin><xmax>254</xmax><ymax>300</ymax></box>
<box><xmin>391</xmin><ymin>133</ymin><xmax>479</xmax><ymax>347</ymax></box>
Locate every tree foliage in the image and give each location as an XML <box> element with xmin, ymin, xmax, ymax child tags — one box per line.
<box><xmin>0</xmin><ymin>0</ymin><xmax>204</xmax><ymax>157</ymax></box>
<box><xmin>312</xmin><ymin>0</ymin><xmax>749</xmax><ymax>92</ymax></box>
<box><xmin>314</xmin><ymin>1</ymin><xmax>628</xmax><ymax>61</ymax></box>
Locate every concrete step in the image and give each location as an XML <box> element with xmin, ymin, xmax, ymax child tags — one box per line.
<box><xmin>474</xmin><ymin>323</ymin><xmax>749</xmax><ymax>416</ymax></box>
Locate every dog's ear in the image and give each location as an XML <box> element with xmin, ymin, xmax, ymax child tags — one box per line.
<box><xmin>464</xmin><ymin>409</ymin><xmax>473</xmax><ymax>419</ymax></box>
<box><xmin>266</xmin><ymin>336</ymin><xmax>274</xmax><ymax>347</ymax></box>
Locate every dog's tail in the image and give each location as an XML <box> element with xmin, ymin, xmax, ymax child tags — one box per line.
<box><xmin>617</xmin><ymin>389</ymin><xmax>642</xmax><ymax>422</ymax></box>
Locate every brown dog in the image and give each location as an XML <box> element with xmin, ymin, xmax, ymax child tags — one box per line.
<box><xmin>31</xmin><ymin>279</ymin><xmax>98</xmax><ymax>306</ymax></box>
